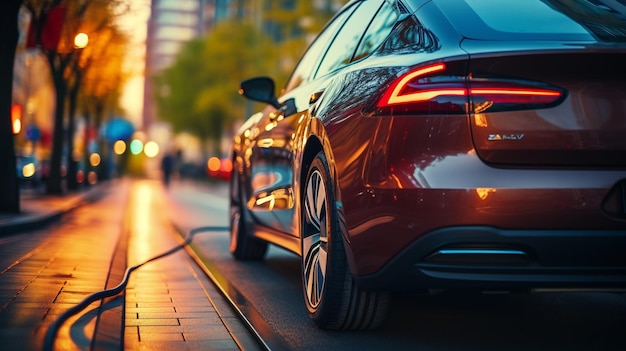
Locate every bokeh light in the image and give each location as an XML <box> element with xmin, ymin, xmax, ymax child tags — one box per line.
<box><xmin>76</xmin><ymin>170</ymin><xmax>85</xmax><ymax>184</ymax></box>
<box><xmin>88</xmin><ymin>171</ymin><xmax>98</xmax><ymax>185</ymax></box>
<box><xmin>12</xmin><ymin>119</ymin><xmax>21</xmax><ymax>135</ymax></box>
<box><xmin>22</xmin><ymin>163</ymin><xmax>35</xmax><ymax>178</ymax></box>
<box><xmin>114</xmin><ymin>140</ymin><xmax>127</xmax><ymax>155</ymax></box>
<box><xmin>207</xmin><ymin>157</ymin><xmax>221</xmax><ymax>172</ymax></box>
<box><xmin>130</xmin><ymin>139</ymin><xmax>144</xmax><ymax>155</ymax></box>
<box><xmin>221</xmin><ymin>158</ymin><xmax>233</xmax><ymax>172</ymax></box>
<box><xmin>11</xmin><ymin>104</ymin><xmax>22</xmax><ymax>134</ymax></box>
<box><xmin>90</xmin><ymin>153</ymin><xmax>101</xmax><ymax>167</ymax></box>
<box><xmin>143</xmin><ymin>141</ymin><xmax>159</xmax><ymax>158</ymax></box>
<box><xmin>74</xmin><ymin>32</ymin><xmax>89</xmax><ymax>49</ymax></box>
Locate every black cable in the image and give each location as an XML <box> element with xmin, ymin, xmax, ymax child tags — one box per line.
<box><xmin>42</xmin><ymin>225</ymin><xmax>228</xmax><ymax>351</ymax></box>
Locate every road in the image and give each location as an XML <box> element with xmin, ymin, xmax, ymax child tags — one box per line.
<box><xmin>167</xmin><ymin>180</ymin><xmax>626</xmax><ymax>351</ymax></box>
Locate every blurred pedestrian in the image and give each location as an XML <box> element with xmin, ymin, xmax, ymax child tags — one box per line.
<box><xmin>161</xmin><ymin>153</ymin><xmax>174</xmax><ymax>188</ymax></box>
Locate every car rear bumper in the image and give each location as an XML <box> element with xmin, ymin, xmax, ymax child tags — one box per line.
<box><xmin>353</xmin><ymin>226</ymin><xmax>626</xmax><ymax>292</ymax></box>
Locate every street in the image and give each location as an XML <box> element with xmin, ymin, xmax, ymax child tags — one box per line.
<box><xmin>169</xmin><ymin>180</ymin><xmax>626</xmax><ymax>351</ymax></box>
<box><xmin>0</xmin><ymin>178</ymin><xmax>625</xmax><ymax>350</ymax></box>
<box><xmin>2</xmin><ymin>1</ymin><xmax>626</xmax><ymax>350</ymax></box>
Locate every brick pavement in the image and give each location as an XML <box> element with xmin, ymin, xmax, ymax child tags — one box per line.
<box><xmin>0</xmin><ymin>179</ymin><xmax>262</xmax><ymax>351</ymax></box>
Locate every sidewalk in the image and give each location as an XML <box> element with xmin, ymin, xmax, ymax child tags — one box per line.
<box><xmin>0</xmin><ymin>185</ymin><xmax>104</xmax><ymax>235</ymax></box>
<box><xmin>0</xmin><ymin>180</ymin><xmax>262</xmax><ymax>351</ymax></box>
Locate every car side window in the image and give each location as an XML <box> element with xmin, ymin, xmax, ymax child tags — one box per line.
<box><xmin>353</xmin><ymin>1</ymin><xmax>399</xmax><ymax>61</ymax></box>
<box><xmin>283</xmin><ymin>4</ymin><xmax>358</xmax><ymax>93</ymax></box>
<box><xmin>313</xmin><ymin>0</ymin><xmax>383</xmax><ymax>79</ymax></box>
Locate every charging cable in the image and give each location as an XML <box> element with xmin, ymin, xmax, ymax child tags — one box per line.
<box><xmin>42</xmin><ymin>225</ymin><xmax>228</xmax><ymax>351</ymax></box>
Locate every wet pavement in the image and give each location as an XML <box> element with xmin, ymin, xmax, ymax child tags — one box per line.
<box><xmin>0</xmin><ymin>178</ymin><xmax>261</xmax><ymax>351</ymax></box>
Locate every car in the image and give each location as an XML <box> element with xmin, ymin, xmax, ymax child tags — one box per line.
<box><xmin>206</xmin><ymin>157</ymin><xmax>232</xmax><ymax>182</ymax></box>
<box><xmin>229</xmin><ymin>0</ymin><xmax>626</xmax><ymax>330</ymax></box>
<box><xmin>178</xmin><ymin>162</ymin><xmax>205</xmax><ymax>180</ymax></box>
<box><xmin>16</xmin><ymin>155</ymin><xmax>42</xmax><ymax>187</ymax></box>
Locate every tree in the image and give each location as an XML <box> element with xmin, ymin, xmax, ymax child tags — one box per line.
<box><xmin>0</xmin><ymin>0</ymin><xmax>23</xmax><ymax>213</ymax></box>
<box><xmin>78</xmin><ymin>21</ymin><xmax>129</xmax><ymax>182</ymax></box>
<box><xmin>23</xmin><ymin>0</ymin><xmax>129</xmax><ymax>194</ymax></box>
<box><xmin>154</xmin><ymin>20</ymin><xmax>280</xmax><ymax>156</ymax></box>
<box><xmin>153</xmin><ymin>1</ymin><xmax>342</xmax><ymax>157</ymax></box>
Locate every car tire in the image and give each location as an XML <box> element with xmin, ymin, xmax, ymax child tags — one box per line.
<box><xmin>301</xmin><ymin>151</ymin><xmax>389</xmax><ymax>330</ymax></box>
<box><xmin>229</xmin><ymin>160</ymin><xmax>268</xmax><ymax>260</ymax></box>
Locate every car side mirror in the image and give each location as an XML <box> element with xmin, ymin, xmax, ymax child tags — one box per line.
<box><xmin>239</xmin><ymin>77</ymin><xmax>281</xmax><ymax>109</ymax></box>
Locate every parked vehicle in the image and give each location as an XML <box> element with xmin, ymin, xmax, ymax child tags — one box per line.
<box><xmin>230</xmin><ymin>0</ymin><xmax>626</xmax><ymax>330</ymax></box>
<box><xmin>206</xmin><ymin>157</ymin><xmax>232</xmax><ymax>182</ymax></box>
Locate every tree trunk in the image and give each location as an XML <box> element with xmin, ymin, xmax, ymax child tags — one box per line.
<box><xmin>66</xmin><ymin>72</ymin><xmax>81</xmax><ymax>190</ymax></box>
<box><xmin>0</xmin><ymin>1</ymin><xmax>23</xmax><ymax>213</ymax></box>
<box><xmin>81</xmin><ymin>111</ymin><xmax>92</xmax><ymax>188</ymax></box>
<box><xmin>46</xmin><ymin>53</ymin><xmax>69</xmax><ymax>195</ymax></box>
<box><xmin>94</xmin><ymin>100</ymin><xmax>109</xmax><ymax>181</ymax></box>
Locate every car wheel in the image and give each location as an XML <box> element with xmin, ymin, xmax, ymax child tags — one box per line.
<box><xmin>229</xmin><ymin>160</ymin><xmax>268</xmax><ymax>260</ymax></box>
<box><xmin>301</xmin><ymin>151</ymin><xmax>389</xmax><ymax>330</ymax></box>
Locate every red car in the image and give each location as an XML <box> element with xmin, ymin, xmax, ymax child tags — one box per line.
<box><xmin>207</xmin><ymin>157</ymin><xmax>232</xmax><ymax>181</ymax></box>
<box><xmin>230</xmin><ymin>0</ymin><xmax>626</xmax><ymax>330</ymax></box>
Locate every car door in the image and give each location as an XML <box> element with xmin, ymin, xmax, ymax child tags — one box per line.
<box><xmin>248</xmin><ymin>0</ymin><xmax>385</xmax><ymax>236</ymax></box>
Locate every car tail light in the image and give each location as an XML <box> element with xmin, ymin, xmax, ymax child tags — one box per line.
<box><xmin>375</xmin><ymin>63</ymin><xmax>565</xmax><ymax>115</ymax></box>
<box><xmin>376</xmin><ymin>63</ymin><xmax>467</xmax><ymax>115</ymax></box>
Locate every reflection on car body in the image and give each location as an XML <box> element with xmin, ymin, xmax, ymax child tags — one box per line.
<box><xmin>229</xmin><ymin>0</ymin><xmax>626</xmax><ymax>330</ymax></box>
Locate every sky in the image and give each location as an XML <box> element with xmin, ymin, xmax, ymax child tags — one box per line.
<box><xmin>117</xmin><ymin>0</ymin><xmax>151</xmax><ymax>128</ymax></box>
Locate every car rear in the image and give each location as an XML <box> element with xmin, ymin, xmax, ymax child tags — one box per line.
<box><xmin>348</xmin><ymin>0</ymin><xmax>626</xmax><ymax>291</ymax></box>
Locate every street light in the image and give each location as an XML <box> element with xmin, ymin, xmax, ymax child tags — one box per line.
<box><xmin>74</xmin><ymin>32</ymin><xmax>89</xmax><ymax>49</ymax></box>
<box><xmin>11</xmin><ymin>104</ymin><xmax>22</xmax><ymax>134</ymax></box>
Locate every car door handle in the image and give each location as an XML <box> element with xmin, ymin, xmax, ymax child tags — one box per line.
<box><xmin>310</xmin><ymin>90</ymin><xmax>324</xmax><ymax>105</ymax></box>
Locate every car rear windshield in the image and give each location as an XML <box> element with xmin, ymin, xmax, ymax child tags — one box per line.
<box><xmin>436</xmin><ymin>0</ymin><xmax>626</xmax><ymax>42</ymax></box>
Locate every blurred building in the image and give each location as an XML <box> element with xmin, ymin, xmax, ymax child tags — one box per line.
<box><xmin>144</xmin><ymin>0</ymin><xmax>209</xmax><ymax>133</ymax></box>
<box><xmin>143</xmin><ymin>0</ymin><xmax>232</xmax><ymax>175</ymax></box>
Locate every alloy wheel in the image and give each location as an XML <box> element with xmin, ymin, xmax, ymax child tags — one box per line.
<box><xmin>302</xmin><ymin>169</ymin><xmax>329</xmax><ymax>308</ymax></box>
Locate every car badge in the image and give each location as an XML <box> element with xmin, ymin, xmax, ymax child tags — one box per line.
<box><xmin>488</xmin><ymin>134</ymin><xmax>525</xmax><ymax>141</ymax></box>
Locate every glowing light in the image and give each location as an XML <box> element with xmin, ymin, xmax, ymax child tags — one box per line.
<box><xmin>11</xmin><ymin>104</ymin><xmax>22</xmax><ymax>134</ymax></box>
<box><xmin>221</xmin><ymin>158</ymin><xmax>233</xmax><ymax>172</ymax></box>
<box><xmin>90</xmin><ymin>153</ymin><xmax>101</xmax><ymax>167</ymax></box>
<box><xmin>74</xmin><ymin>33</ymin><xmax>89</xmax><ymax>49</ymax></box>
<box><xmin>76</xmin><ymin>170</ymin><xmax>85</xmax><ymax>183</ymax></box>
<box><xmin>208</xmin><ymin>157</ymin><xmax>221</xmax><ymax>172</ymax></box>
<box><xmin>130</xmin><ymin>139</ymin><xmax>143</xmax><ymax>155</ymax></box>
<box><xmin>22</xmin><ymin>163</ymin><xmax>35</xmax><ymax>178</ymax></box>
<box><xmin>476</xmin><ymin>188</ymin><xmax>496</xmax><ymax>200</ymax></box>
<box><xmin>114</xmin><ymin>140</ymin><xmax>126</xmax><ymax>155</ymax></box>
<box><xmin>471</xmin><ymin>88</ymin><xmax>561</xmax><ymax>97</ymax></box>
<box><xmin>88</xmin><ymin>171</ymin><xmax>97</xmax><ymax>185</ymax></box>
<box><xmin>383</xmin><ymin>63</ymin><xmax>456</xmax><ymax>105</ymax></box>
<box><xmin>12</xmin><ymin>119</ymin><xmax>21</xmax><ymax>135</ymax></box>
<box><xmin>389</xmin><ymin>89</ymin><xmax>466</xmax><ymax>104</ymax></box>
<box><xmin>143</xmin><ymin>141</ymin><xmax>159</xmax><ymax>158</ymax></box>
